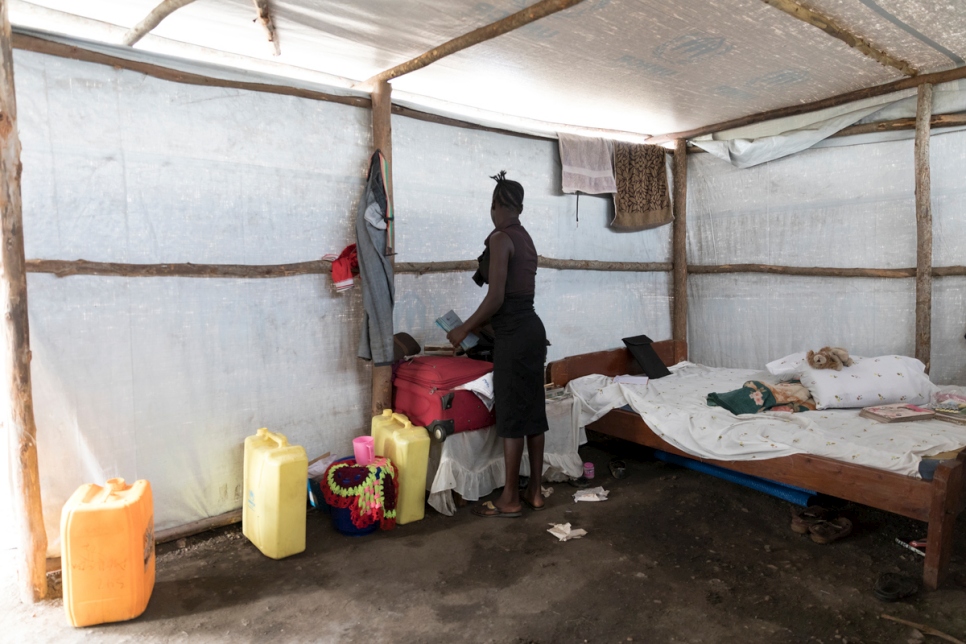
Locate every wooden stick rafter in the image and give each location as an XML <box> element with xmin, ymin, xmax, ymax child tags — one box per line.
<box><xmin>251</xmin><ymin>0</ymin><xmax>281</xmax><ymax>57</ymax></box>
<box><xmin>359</xmin><ymin>0</ymin><xmax>586</xmax><ymax>88</ymax></box>
<box><xmin>121</xmin><ymin>0</ymin><xmax>199</xmax><ymax>47</ymax></box>
<box><xmin>649</xmin><ymin>64</ymin><xmax>966</xmax><ymax>145</ymax></box>
<box><xmin>759</xmin><ymin>0</ymin><xmax>917</xmax><ymax>76</ymax></box>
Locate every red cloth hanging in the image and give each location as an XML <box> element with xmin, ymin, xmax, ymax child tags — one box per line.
<box><xmin>323</xmin><ymin>244</ymin><xmax>358</xmax><ymax>292</ymax></box>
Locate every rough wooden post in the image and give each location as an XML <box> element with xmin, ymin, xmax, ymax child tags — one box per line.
<box><xmin>914</xmin><ymin>83</ymin><xmax>933</xmax><ymax>370</ymax></box>
<box><xmin>924</xmin><ymin>452</ymin><xmax>966</xmax><ymax>590</ymax></box>
<box><xmin>0</xmin><ymin>0</ymin><xmax>47</xmax><ymax>603</ymax></box>
<box><xmin>370</xmin><ymin>80</ymin><xmax>394</xmax><ymax>418</ymax></box>
<box><xmin>671</xmin><ymin>140</ymin><xmax>688</xmax><ymax>364</ymax></box>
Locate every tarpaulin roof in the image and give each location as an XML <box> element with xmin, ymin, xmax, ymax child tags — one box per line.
<box><xmin>11</xmin><ymin>1</ymin><xmax>966</xmax><ymax>137</ymax></box>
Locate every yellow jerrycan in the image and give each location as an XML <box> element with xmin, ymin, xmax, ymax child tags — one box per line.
<box><xmin>243</xmin><ymin>428</ymin><xmax>308</xmax><ymax>559</ymax></box>
<box><xmin>61</xmin><ymin>478</ymin><xmax>155</xmax><ymax>627</ymax></box>
<box><xmin>371</xmin><ymin>409</ymin><xmax>430</xmax><ymax>524</ymax></box>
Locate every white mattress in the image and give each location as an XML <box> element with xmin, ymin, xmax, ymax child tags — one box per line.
<box><xmin>567</xmin><ymin>362</ymin><xmax>966</xmax><ymax>478</ymax></box>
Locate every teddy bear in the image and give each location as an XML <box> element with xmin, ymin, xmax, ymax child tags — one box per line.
<box><xmin>806</xmin><ymin>346</ymin><xmax>855</xmax><ymax>371</ymax></box>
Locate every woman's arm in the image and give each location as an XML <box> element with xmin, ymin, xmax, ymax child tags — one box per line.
<box><xmin>447</xmin><ymin>231</ymin><xmax>513</xmax><ymax>349</ymax></box>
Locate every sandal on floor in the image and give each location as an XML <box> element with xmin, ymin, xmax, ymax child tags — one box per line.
<box><xmin>609</xmin><ymin>459</ymin><xmax>628</xmax><ymax>480</ymax></box>
<box><xmin>874</xmin><ymin>573</ymin><xmax>919</xmax><ymax>602</ymax></box>
<box><xmin>471</xmin><ymin>500</ymin><xmax>522</xmax><ymax>519</ymax></box>
<box><xmin>522</xmin><ymin>496</ymin><xmax>546</xmax><ymax>512</ymax></box>
<box><xmin>790</xmin><ymin>506</ymin><xmax>831</xmax><ymax>535</ymax></box>
<box><xmin>568</xmin><ymin>476</ymin><xmax>592</xmax><ymax>488</ymax></box>
<box><xmin>808</xmin><ymin>517</ymin><xmax>852</xmax><ymax>544</ymax></box>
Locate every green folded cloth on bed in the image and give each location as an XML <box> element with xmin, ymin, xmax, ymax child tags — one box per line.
<box><xmin>707</xmin><ymin>381</ymin><xmax>776</xmax><ymax>414</ymax></box>
<box><xmin>708</xmin><ymin>380</ymin><xmax>815</xmax><ymax>415</ymax></box>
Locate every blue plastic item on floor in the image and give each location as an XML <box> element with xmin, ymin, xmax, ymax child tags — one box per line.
<box><xmin>653</xmin><ymin>449</ymin><xmax>816</xmax><ymax>507</ymax></box>
<box><xmin>331</xmin><ymin>506</ymin><xmax>379</xmax><ymax>536</ymax></box>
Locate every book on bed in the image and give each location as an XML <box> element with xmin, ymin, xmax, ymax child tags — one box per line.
<box><xmin>435</xmin><ymin>310</ymin><xmax>478</xmax><ymax>352</ymax></box>
<box><xmin>859</xmin><ymin>403</ymin><xmax>935</xmax><ymax>423</ymax></box>
<box><xmin>934</xmin><ymin>406</ymin><xmax>966</xmax><ymax>425</ymax></box>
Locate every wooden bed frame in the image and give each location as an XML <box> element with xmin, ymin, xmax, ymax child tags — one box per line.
<box><xmin>547</xmin><ymin>340</ymin><xmax>966</xmax><ymax>591</ymax></box>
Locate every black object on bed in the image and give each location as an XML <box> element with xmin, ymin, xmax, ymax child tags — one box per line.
<box><xmin>622</xmin><ymin>335</ymin><xmax>672</xmax><ymax>379</ymax></box>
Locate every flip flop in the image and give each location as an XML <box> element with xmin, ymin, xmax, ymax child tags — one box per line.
<box><xmin>522</xmin><ymin>496</ymin><xmax>546</xmax><ymax>512</ymax></box>
<box><xmin>808</xmin><ymin>517</ymin><xmax>852</xmax><ymax>544</ymax></box>
<box><xmin>609</xmin><ymin>459</ymin><xmax>628</xmax><ymax>480</ymax></box>
<box><xmin>790</xmin><ymin>505</ymin><xmax>831</xmax><ymax>535</ymax></box>
<box><xmin>471</xmin><ymin>500</ymin><xmax>522</xmax><ymax>519</ymax></box>
<box><xmin>874</xmin><ymin>573</ymin><xmax>919</xmax><ymax>602</ymax></box>
<box><xmin>568</xmin><ymin>476</ymin><xmax>592</xmax><ymax>488</ymax></box>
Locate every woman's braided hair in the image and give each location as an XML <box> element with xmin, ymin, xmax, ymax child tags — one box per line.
<box><xmin>490</xmin><ymin>170</ymin><xmax>524</xmax><ymax>212</ymax></box>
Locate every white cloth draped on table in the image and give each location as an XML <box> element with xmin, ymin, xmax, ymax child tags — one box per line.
<box><xmin>426</xmin><ymin>395</ymin><xmax>584</xmax><ymax>516</ymax></box>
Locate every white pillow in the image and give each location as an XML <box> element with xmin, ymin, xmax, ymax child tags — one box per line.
<box><xmin>766</xmin><ymin>352</ymin><xmax>808</xmax><ymax>379</ymax></box>
<box><xmin>798</xmin><ymin>355</ymin><xmax>937</xmax><ymax>410</ymax></box>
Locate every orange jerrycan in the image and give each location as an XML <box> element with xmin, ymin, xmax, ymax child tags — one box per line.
<box><xmin>61</xmin><ymin>478</ymin><xmax>155</xmax><ymax>627</ymax></box>
<box><xmin>371</xmin><ymin>410</ymin><xmax>430</xmax><ymax>524</ymax></box>
<box><xmin>243</xmin><ymin>428</ymin><xmax>308</xmax><ymax>559</ymax></box>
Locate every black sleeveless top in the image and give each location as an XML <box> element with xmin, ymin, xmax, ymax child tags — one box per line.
<box><xmin>472</xmin><ymin>221</ymin><xmax>538</xmax><ymax>298</ymax></box>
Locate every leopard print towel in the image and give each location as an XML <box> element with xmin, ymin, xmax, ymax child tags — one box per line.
<box><xmin>612</xmin><ymin>142</ymin><xmax>672</xmax><ymax>230</ymax></box>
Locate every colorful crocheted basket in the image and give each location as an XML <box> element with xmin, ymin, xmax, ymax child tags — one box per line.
<box><xmin>322</xmin><ymin>456</ymin><xmax>397</xmax><ymax>531</ymax></box>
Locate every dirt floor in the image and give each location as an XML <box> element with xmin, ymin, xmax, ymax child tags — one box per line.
<box><xmin>2</xmin><ymin>436</ymin><xmax>965</xmax><ymax>644</ymax></box>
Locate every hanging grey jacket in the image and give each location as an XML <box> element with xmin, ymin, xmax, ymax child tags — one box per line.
<box><xmin>356</xmin><ymin>151</ymin><xmax>395</xmax><ymax>365</ymax></box>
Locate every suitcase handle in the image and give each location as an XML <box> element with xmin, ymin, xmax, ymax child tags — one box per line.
<box><xmin>391</xmin><ymin>413</ymin><xmax>413</xmax><ymax>430</ymax></box>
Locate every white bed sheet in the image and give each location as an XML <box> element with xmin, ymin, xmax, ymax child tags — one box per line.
<box><xmin>426</xmin><ymin>395</ymin><xmax>585</xmax><ymax>516</ymax></box>
<box><xmin>567</xmin><ymin>362</ymin><xmax>966</xmax><ymax>478</ymax></box>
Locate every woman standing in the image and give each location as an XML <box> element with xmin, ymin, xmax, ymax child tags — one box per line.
<box><xmin>447</xmin><ymin>171</ymin><xmax>549</xmax><ymax>517</ymax></box>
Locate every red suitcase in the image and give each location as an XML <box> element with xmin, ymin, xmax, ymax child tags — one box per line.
<box><xmin>392</xmin><ymin>356</ymin><xmax>495</xmax><ymax>443</ymax></box>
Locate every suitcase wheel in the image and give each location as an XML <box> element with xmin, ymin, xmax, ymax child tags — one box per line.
<box><xmin>429</xmin><ymin>420</ymin><xmax>455</xmax><ymax>444</ymax></box>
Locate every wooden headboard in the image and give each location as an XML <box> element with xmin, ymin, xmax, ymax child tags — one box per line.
<box><xmin>546</xmin><ymin>340</ymin><xmax>687</xmax><ymax>387</ymax></box>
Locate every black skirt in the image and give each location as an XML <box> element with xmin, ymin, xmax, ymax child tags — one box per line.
<box><xmin>491</xmin><ymin>296</ymin><xmax>549</xmax><ymax>439</ymax></box>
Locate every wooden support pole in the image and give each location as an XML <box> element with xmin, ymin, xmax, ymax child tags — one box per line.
<box><xmin>671</xmin><ymin>140</ymin><xmax>688</xmax><ymax>363</ymax></box>
<box><xmin>370</xmin><ymin>80</ymin><xmax>394</xmax><ymax>418</ymax></box>
<box><xmin>923</xmin><ymin>452</ymin><xmax>966</xmax><ymax>591</ymax></box>
<box><xmin>121</xmin><ymin>0</ymin><xmax>198</xmax><ymax>47</ymax></box>
<box><xmin>914</xmin><ymin>83</ymin><xmax>933</xmax><ymax>370</ymax></box>
<box><xmin>0</xmin><ymin>0</ymin><xmax>46</xmax><ymax>603</ymax></box>
<box><xmin>759</xmin><ymin>0</ymin><xmax>917</xmax><ymax>76</ymax></box>
<box><xmin>251</xmin><ymin>0</ymin><xmax>281</xmax><ymax>57</ymax></box>
<box><xmin>361</xmin><ymin>0</ymin><xmax>586</xmax><ymax>87</ymax></box>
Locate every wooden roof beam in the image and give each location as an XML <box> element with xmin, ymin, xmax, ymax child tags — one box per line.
<box><xmin>121</xmin><ymin>0</ymin><xmax>198</xmax><ymax>47</ymax></box>
<box><xmin>648</xmin><ymin>63</ymin><xmax>966</xmax><ymax>145</ymax></box>
<box><xmin>252</xmin><ymin>0</ymin><xmax>280</xmax><ymax>57</ymax></box>
<box><xmin>760</xmin><ymin>0</ymin><xmax>917</xmax><ymax>76</ymax></box>
<box><xmin>358</xmin><ymin>0</ymin><xmax>586</xmax><ymax>89</ymax></box>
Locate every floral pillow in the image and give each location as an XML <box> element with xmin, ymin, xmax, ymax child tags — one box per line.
<box><xmin>797</xmin><ymin>355</ymin><xmax>937</xmax><ymax>410</ymax></box>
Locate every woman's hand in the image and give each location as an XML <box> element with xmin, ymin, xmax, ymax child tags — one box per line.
<box><xmin>447</xmin><ymin>325</ymin><xmax>470</xmax><ymax>351</ymax></box>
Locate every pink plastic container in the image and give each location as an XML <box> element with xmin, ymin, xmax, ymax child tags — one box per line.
<box><xmin>583</xmin><ymin>462</ymin><xmax>595</xmax><ymax>479</ymax></box>
<box><xmin>352</xmin><ymin>436</ymin><xmax>375</xmax><ymax>466</ymax></box>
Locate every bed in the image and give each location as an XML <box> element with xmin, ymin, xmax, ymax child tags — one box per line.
<box><xmin>546</xmin><ymin>340</ymin><xmax>966</xmax><ymax>591</ymax></box>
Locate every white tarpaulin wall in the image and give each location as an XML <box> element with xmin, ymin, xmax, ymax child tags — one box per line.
<box><xmin>11</xmin><ymin>50</ymin><xmax>671</xmax><ymax>555</ymax></box>
<box><xmin>687</xmin><ymin>133</ymin><xmax>966</xmax><ymax>385</ymax></box>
